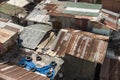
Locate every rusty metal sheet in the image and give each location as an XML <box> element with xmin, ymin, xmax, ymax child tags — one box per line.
<box><xmin>44</xmin><ymin>4</ymin><xmax>56</xmax><ymax>11</ymax></box>
<box><xmin>12</xmin><ymin>68</ymin><xmax>30</xmax><ymax>79</ymax></box>
<box><xmin>0</xmin><ymin>62</ymin><xmax>50</xmax><ymax>80</ymax></box>
<box><xmin>18</xmin><ymin>72</ymin><xmax>38</xmax><ymax>80</ymax></box>
<box><xmin>52</xmin><ymin>29</ymin><xmax>109</xmax><ymax>64</ymax></box>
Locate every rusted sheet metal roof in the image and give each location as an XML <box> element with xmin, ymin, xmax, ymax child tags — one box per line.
<box><xmin>0</xmin><ymin>26</ymin><xmax>18</xmax><ymax>44</ymax></box>
<box><xmin>97</xmin><ymin>9</ymin><xmax>120</xmax><ymax>30</ymax></box>
<box><xmin>51</xmin><ymin>29</ymin><xmax>109</xmax><ymax>63</ymax></box>
<box><xmin>0</xmin><ymin>62</ymin><xmax>49</xmax><ymax>80</ymax></box>
<box><xmin>0</xmin><ymin>18</ymin><xmax>24</xmax><ymax>32</ymax></box>
<box><xmin>44</xmin><ymin>4</ymin><xmax>56</xmax><ymax>11</ymax></box>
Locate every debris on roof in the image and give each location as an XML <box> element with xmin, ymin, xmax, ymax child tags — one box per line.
<box><xmin>20</xmin><ymin>24</ymin><xmax>52</xmax><ymax>49</ymax></box>
<box><xmin>37</xmin><ymin>31</ymin><xmax>56</xmax><ymax>52</ymax></box>
<box><xmin>51</xmin><ymin>29</ymin><xmax>109</xmax><ymax>63</ymax></box>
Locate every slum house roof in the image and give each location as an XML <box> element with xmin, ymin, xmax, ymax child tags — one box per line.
<box><xmin>0</xmin><ymin>26</ymin><xmax>18</xmax><ymax>44</ymax></box>
<box><xmin>20</xmin><ymin>24</ymin><xmax>52</xmax><ymax>49</ymax></box>
<box><xmin>0</xmin><ymin>18</ymin><xmax>24</xmax><ymax>32</ymax></box>
<box><xmin>0</xmin><ymin>61</ymin><xmax>50</xmax><ymax>80</ymax></box>
<box><xmin>94</xmin><ymin>0</ymin><xmax>120</xmax><ymax>30</ymax></box>
<box><xmin>51</xmin><ymin>29</ymin><xmax>109</xmax><ymax>64</ymax></box>
<box><xmin>25</xmin><ymin>4</ymin><xmax>56</xmax><ymax>24</ymax></box>
<box><xmin>97</xmin><ymin>8</ymin><xmax>120</xmax><ymax>30</ymax></box>
<box><xmin>7</xmin><ymin>0</ymin><xmax>31</xmax><ymax>7</ymax></box>
<box><xmin>31</xmin><ymin>53</ymin><xmax>64</xmax><ymax>75</ymax></box>
<box><xmin>49</xmin><ymin>2</ymin><xmax>102</xmax><ymax>19</ymax></box>
<box><xmin>0</xmin><ymin>3</ymin><xmax>26</xmax><ymax>16</ymax></box>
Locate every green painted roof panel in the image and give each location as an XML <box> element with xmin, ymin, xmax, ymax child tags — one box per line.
<box><xmin>0</xmin><ymin>3</ymin><xmax>24</xmax><ymax>16</ymax></box>
<box><xmin>63</xmin><ymin>2</ymin><xmax>102</xmax><ymax>17</ymax></box>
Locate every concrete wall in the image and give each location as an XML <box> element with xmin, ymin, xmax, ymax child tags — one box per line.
<box><xmin>62</xmin><ymin>55</ymin><xmax>96</xmax><ymax>80</ymax></box>
<box><xmin>50</xmin><ymin>16</ymin><xmax>89</xmax><ymax>31</ymax></box>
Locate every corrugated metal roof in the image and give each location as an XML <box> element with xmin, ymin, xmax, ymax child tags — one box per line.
<box><xmin>51</xmin><ymin>29</ymin><xmax>109</xmax><ymax>64</ymax></box>
<box><xmin>97</xmin><ymin>9</ymin><xmax>120</xmax><ymax>30</ymax></box>
<box><xmin>27</xmin><ymin>24</ymin><xmax>52</xmax><ymax>31</ymax></box>
<box><xmin>63</xmin><ymin>3</ymin><xmax>101</xmax><ymax>17</ymax></box>
<box><xmin>0</xmin><ymin>27</ymin><xmax>17</xmax><ymax>43</ymax></box>
<box><xmin>0</xmin><ymin>62</ymin><xmax>50</xmax><ymax>80</ymax></box>
<box><xmin>20</xmin><ymin>24</ymin><xmax>52</xmax><ymax>49</ymax></box>
<box><xmin>49</xmin><ymin>2</ymin><xmax>101</xmax><ymax>17</ymax></box>
<box><xmin>0</xmin><ymin>3</ymin><xmax>25</xmax><ymax>16</ymax></box>
<box><xmin>0</xmin><ymin>19</ymin><xmax>24</xmax><ymax>32</ymax></box>
<box><xmin>26</xmin><ymin>4</ymin><xmax>51</xmax><ymax>24</ymax></box>
<box><xmin>7</xmin><ymin>0</ymin><xmax>31</xmax><ymax>7</ymax></box>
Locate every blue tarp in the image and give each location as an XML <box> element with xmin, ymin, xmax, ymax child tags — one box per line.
<box><xmin>18</xmin><ymin>58</ymin><xmax>55</xmax><ymax>80</ymax></box>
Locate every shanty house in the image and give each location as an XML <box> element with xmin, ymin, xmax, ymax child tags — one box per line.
<box><xmin>6</xmin><ymin>0</ymin><xmax>32</xmax><ymax>8</ymax></box>
<box><xmin>46</xmin><ymin>28</ymin><xmax>109</xmax><ymax>80</ymax></box>
<box><xmin>0</xmin><ymin>18</ymin><xmax>24</xmax><ymax>54</ymax></box>
<box><xmin>0</xmin><ymin>26</ymin><xmax>18</xmax><ymax>54</ymax></box>
<box><xmin>0</xmin><ymin>3</ymin><xmax>27</xmax><ymax>23</ymax></box>
<box><xmin>19</xmin><ymin>24</ymin><xmax>52</xmax><ymax>49</ymax></box>
<box><xmin>48</xmin><ymin>2</ymin><xmax>102</xmax><ymax>31</ymax></box>
<box><xmin>97</xmin><ymin>0</ymin><xmax>120</xmax><ymax>30</ymax></box>
<box><xmin>25</xmin><ymin>2</ymin><xmax>56</xmax><ymax>25</ymax></box>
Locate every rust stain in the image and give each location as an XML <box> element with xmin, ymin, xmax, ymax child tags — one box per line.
<box><xmin>0</xmin><ymin>63</ymin><xmax>50</xmax><ymax>80</ymax></box>
<box><xmin>53</xmin><ymin>29</ymin><xmax>109</xmax><ymax>63</ymax></box>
